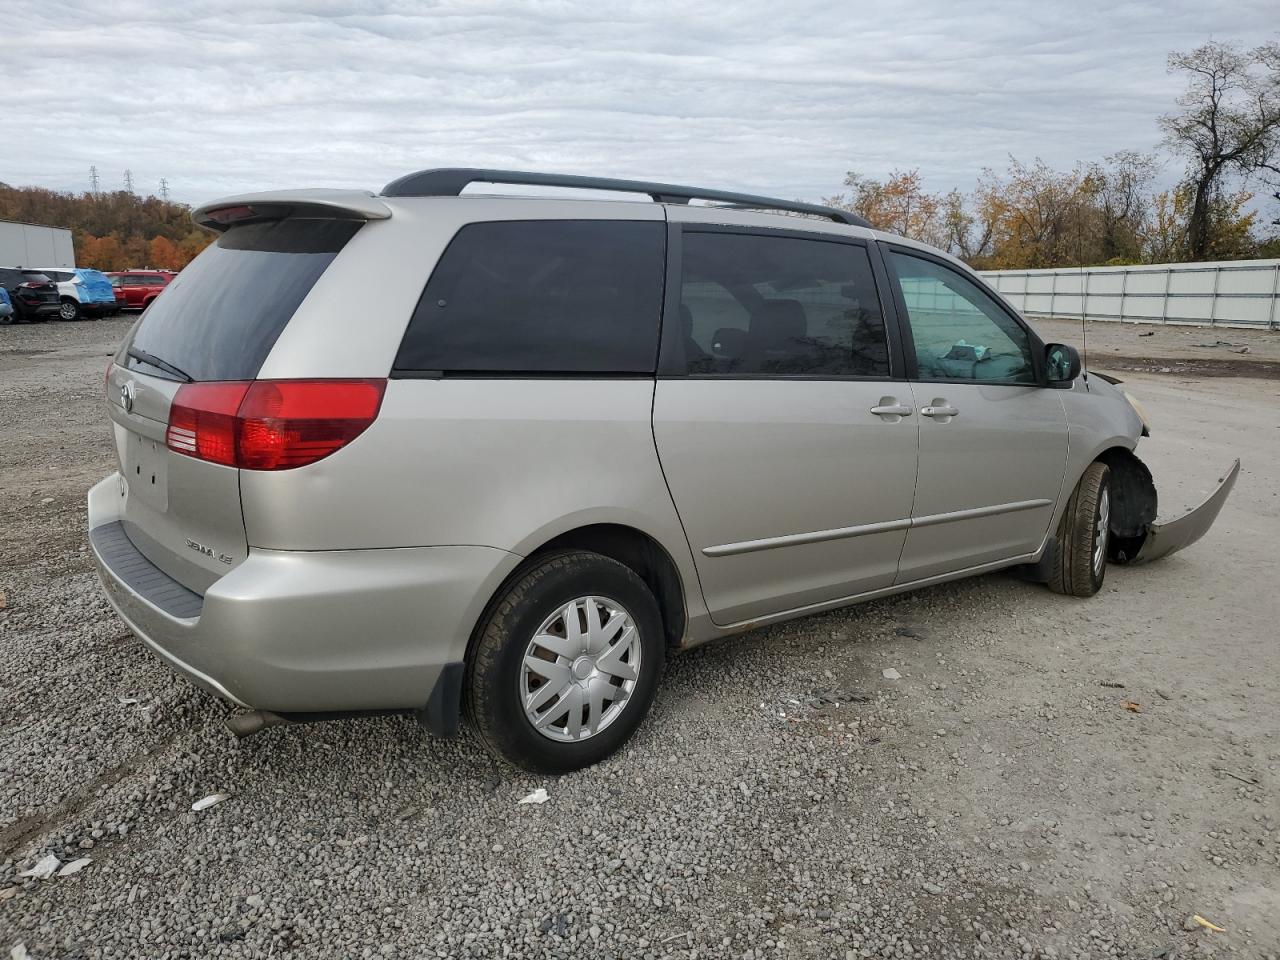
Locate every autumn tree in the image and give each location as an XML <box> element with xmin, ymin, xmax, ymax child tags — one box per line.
<box><xmin>825</xmin><ymin>170</ymin><xmax>953</xmax><ymax>250</ymax></box>
<box><xmin>1160</xmin><ymin>41</ymin><xmax>1280</xmax><ymax>260</ymax></box>
<box><xmin>0</xmin><ymin>184</ymin><xmax>212</xmax><ymax>271</ymax></box>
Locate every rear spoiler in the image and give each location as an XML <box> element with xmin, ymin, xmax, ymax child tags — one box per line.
<box><xmin>193</xmin><ymin>189</ymin><xmax>392</xmax><ymax>232</ymax></box>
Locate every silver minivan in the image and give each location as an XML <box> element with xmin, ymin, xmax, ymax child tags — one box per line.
<box><xmin>89</xmin><ymin>169</ymin><xmax>1237</xmax><ymax>772</ymax></box>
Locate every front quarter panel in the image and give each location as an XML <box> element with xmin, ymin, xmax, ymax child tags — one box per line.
<box><xmin>1052</xmin><ymin>375</ymin><xmax>1143</xmax><ymax>523</ymax></box>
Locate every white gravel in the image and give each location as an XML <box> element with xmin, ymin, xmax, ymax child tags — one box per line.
<box><xmin>2</xmin><ymin>318</ymin><xmax>1277</xmax><ymax>959</ymax></box>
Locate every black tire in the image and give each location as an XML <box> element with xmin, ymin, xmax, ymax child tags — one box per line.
<box><xmin>58</xmin><ymin>299</ymin><xmax>81</xmax><ymax>321</ymax></box>
<box><xmin>466</xmin><ymin>550</ymin><xmax>665</xmax><ymax>773</ymax></box>
<box><xmin>1048</xmin><ymin>462</ymin><xmax>1111</xmax><ymax>597</ymax></box>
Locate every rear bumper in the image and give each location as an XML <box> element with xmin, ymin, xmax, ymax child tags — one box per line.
<box><xmin>80</xmin><ymin>301</ymin><xmax>118</xmax><ymax>316</ymax></box>
<box><xmin>87</xmin><ymin>474</ymin><xmax>521</xmax><ymax>716</ymax></box>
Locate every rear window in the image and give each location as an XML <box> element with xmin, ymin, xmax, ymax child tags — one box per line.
<box><xmin>124</xmin><ymin>219</ymin><xmax>360</xmax><ymax>382</ymax></box>
<box><xmin>394</xmin><ymin>220</ymin><xmax>665</xmax><ymax>375</ymax></box>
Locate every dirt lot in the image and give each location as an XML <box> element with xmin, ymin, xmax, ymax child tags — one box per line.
<box><xmin>1</xmin><ymin>317</ymin><xmax>1277</xmax><ymax>959</ymax></box>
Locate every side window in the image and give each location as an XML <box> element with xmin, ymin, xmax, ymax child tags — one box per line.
<box><xmin>679</xmin><ymin>231</ymin><xmax>889</xmax><ymax>377</ymax></box>
<box><xmin>395</xmin><ymin>220</ymin><xmax>665</xmax><ymax>374</ymax></box>
<box><xmin>887</xmin><ymin>250</ymin><xmax>1035</xmax><ymax>384</ymax></box>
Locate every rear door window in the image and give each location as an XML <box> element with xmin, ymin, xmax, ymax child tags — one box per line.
<box><xmin>124</xmin><ymin>219</ymin><xmax>360</xmax><ymax>382</ymax></box>
<box><xmin>677</xmin><ymin>231</ymin><xmax>890</xmax><ymax>377</ymax></box>
<box><xmin>394</xmin><ymin>220</ymin><xmax>665</xmax><ymax>374</ymax></box>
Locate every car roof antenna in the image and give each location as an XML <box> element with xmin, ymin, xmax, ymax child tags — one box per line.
<box><xmin>1076</xmin><ymin>203</ymin><xmax>1088</xmax><ymax>386</ymax></box>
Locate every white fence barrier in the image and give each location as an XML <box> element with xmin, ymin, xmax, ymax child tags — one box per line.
<box><xmin>980</xmin><ymin>259</ymin><xmax>1280</xmax><ymax>330</ymax></box>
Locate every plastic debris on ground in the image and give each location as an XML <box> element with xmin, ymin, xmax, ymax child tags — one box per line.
<box><xmin>57</xmin><ymin>858</ymin><xmax>91</xmax><ymax>877</ymax></box>
<box><xmin>191</xmin><ymin>793</ymin><xmax>232</xmax><ymax>812</ymax></box>
<box><xmin>882</xmin><ymin>668</ymin><xmax>902</xmax><ymax>680</ymax></box>
<box><xmin>518</xmin><ymin>788</ymin><xmax>550</xmax><ymax>805</ymax></box>
<box><xmin>16</xmin><ymin>855</ymin><xmax>60</xmax><ymax>881</ymax></box>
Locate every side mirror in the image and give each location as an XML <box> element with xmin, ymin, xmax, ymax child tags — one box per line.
<box><xmin>1045</xmin><ymin>343</ymin><xmax>1081</xmax><ymax>384</ymax></box>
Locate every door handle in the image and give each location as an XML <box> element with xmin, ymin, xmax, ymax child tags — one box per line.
<box><xmin>920</xmin><ymin>401</ymin><xmax>959</xmax><ymax>420</ymax></box>
<box><xmin>870</xmin><ymin>397</ymin><xmax>913</xmax><ymax>421</ymax></box>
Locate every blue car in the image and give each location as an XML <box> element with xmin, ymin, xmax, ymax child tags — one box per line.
<box><xmin>26</xmin><ymin>267</ymin><xmax>120</xmax><ymax>320</ymax></box>
<box><xmin>0</xmin><ymin>285</ymin><xmax>13</xmax><ymax>324</ymax></box>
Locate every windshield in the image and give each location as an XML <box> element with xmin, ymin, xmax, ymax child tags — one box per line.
<box><xmin>123</xmin><ymin>219</ymin><xmax>361</xmax><ymax>382</ymax></box>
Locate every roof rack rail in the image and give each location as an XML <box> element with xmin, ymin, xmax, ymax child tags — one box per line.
<box><xmin>380</xmin><ymin>168</ymin><xmax>871</xmax><ymax>227</ymax></box>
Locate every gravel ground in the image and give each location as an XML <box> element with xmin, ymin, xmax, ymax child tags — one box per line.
<box><xmin>1</xmin><ymin>317</ymin><xmax>1277</xmax><ymax>959</ymax></box>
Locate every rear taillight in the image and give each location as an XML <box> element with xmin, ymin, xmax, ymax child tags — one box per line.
<box><xmin>165</xmin><ymin>379</ymin><xmax>385</xmax><ymax>470</ymax></box>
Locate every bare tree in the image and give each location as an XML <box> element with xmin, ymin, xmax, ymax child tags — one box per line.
<box><xmin>1085</xmin><ymin>151</ymin><xmax>1157</xmax><ymax>263</ymax></box>
<box><xmin>1160</xmin><ymin>41</ymin><xmax>1280</xmax><ymax>260</ymax></box>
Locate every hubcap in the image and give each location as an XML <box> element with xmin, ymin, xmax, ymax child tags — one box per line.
<box><xmin>520</xmin><ymin>596</ymin><xmax>641</xmax><ymax>743</ymax></box>
<box><xmin>60</xmin><ymin>303</ymin><xmax>76</xmax><ymax>319</ymax></box>
<box><xmin>1093</xmin><ymin>487</ymin><xmax>1110</xmax><ymax>577</ymax></box>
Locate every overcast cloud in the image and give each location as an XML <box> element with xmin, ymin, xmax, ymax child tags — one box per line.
<box><xmin>2</xmin><ymin>0</ymin><xmax>1276</xmax><ymax>206</ymax></box>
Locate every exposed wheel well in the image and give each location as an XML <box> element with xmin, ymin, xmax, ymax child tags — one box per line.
<box><xmin>1094</xmin><ymin>447</ymin><xmax>1157</xmax><ymax>561</ymax></box>
<box><xmin>529</xmin><ymin>524</ymin><xmax>687</xmax><ymax>650</ymax></box>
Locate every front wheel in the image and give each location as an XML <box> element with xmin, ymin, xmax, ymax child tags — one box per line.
<box><xmin>1049</xmin><ymin>462</ymin><xmax>1111</xmax><ymax>597</ymax></box>
<box><xmin>58</xmin><ymin>299</ymin><xmax>81</xmax><ymax>321</ymax></box>
<box><xmin>466</xmin><ymin>550</ymin><xmax>665</xmax><ymax>773</ymax></box>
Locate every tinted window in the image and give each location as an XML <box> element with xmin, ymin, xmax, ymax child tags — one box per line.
<box><xmin>678</xmin><ymin>231</ymin><xmax>889</xmax><ymax>377</ymax></box>
<box><xmin>887</xmin><ymin>251</ymin><xmax>1035</xmax><ymax>384</ymax></box>
<box><xmin>125</xmin><ymin>219</ymin><xmax>360</xmax><ymax>382</ymax></box>
<box><xmin>395</xmin><ymin>220</ymin><xmax>665</xmax><ymax>374</ymax></box>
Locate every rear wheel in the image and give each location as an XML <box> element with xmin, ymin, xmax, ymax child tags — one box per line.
<box><xmin>1049</xmin><ymin>462</ymin><xmax>1111</xmax><ymax>597</ymax></box>
<box><xmin>58</xmin><ymin>299</ymin><xmax>81</xmax><ymax>321</ymax></box>
<box><xmin>466</xmin><ymin>550</ymin><xmax>665</xmax><ymax>773</ymax></box>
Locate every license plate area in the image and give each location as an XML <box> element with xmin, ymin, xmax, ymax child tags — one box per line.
<box><xmin>122</xmin><ymin>430</ymin><xmax>169</xmax><ymax>512</ymax></box>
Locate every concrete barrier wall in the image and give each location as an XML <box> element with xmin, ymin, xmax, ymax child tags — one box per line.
<box><xmin>980</xmin><ymin>260</ymin><xmax>1280</xmax><ymax>330</ymax></box>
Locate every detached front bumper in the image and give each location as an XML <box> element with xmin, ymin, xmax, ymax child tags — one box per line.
<box><xmin>1127</xmin><ymin>459</ymin><xmax>1241</xmax><ymax>565</ymax></box>
<box><xmin>87</xmin><ymin>474</ymin><xmax>521</xmax><ymax>728</ymax></box>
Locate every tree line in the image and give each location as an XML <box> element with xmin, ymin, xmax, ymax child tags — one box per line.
<box><xmin>825</xmin><ymin>40</ymin><xmax>1280</xmax><ymax>270</ymax></box>
<box><xmin>0</xmin><ymin>185</ymin><xmax>213</xmax><ymax>271</ymax></box>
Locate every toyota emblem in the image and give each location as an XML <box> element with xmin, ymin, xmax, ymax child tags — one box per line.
<box><xmin>120</xmin><ymin>381</ymin><xmax>135</xmax><ymax>413</ymax></box>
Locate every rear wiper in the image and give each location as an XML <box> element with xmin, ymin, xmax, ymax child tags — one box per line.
<box><xmin>126</xmin><ymin>346</ymin><xmax>193</xmax><ymax>383</ymax></box>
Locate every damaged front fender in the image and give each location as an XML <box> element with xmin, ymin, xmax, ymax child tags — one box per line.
<box><xmin>1122</xmin><ymin>459</ymin><xmax>1240</xmax><ymax>565</ymax></box>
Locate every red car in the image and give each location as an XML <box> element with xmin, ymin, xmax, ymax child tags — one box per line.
<box><xmin>107</xmin><ymin>270</ymin><xmax>175</xmax><ymax>310</ymax></box>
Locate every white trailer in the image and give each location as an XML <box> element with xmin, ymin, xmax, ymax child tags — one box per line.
<box><xmin>0</xmin><ymin>220</ymin><xmax>76</xmax><ymax>269</ymax></box>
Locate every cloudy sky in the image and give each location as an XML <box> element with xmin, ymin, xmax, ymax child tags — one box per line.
<box><xmin>3</xmin><ymin>0</ymin><xmax>1276</xmax><ymax>206</ymax></box>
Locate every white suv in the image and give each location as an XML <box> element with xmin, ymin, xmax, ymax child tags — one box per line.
<box><xmin>88</xmin><ymin>169</ymin><xmax>1237</xmax><ymax>772</ymax></box>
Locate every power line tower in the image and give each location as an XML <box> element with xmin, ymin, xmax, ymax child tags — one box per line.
<box><xmin>158</xmin><ymin>178</ymin><xmax>170</xmax><ymax>202</ymax></box>
<box><xmin>89</xmin><ymin>165</ymin><xmax>100</xmax><ymax>196</ymax></box>
<box><xmin>123</xmin><ymin>169</ymin><xmax>135</xmax><ymax>194</ymax></box>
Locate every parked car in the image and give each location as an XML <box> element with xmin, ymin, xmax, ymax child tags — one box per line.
<box><xmin>26</xmin><ymin>267</ymin><xmax>119</xmax><ymax>320</ymax></box>
<box><xmin>106</xmin><ymin>270</ymin><xmax>174</xmax><ymax>310</ymax></box>
<box><xmin>0</xmin><ymin>285</ymin><xmax>13</xmax><ymax>324</ymax></box>
<box><xmin>0</xmin><ymin>267</ymin><xmax>60</xmax><ymax>321</ymax></box>
<box><xmin>88</xmin><ymin>169</ymin><xmax>1239</xmax><ymax>773</ymax></box>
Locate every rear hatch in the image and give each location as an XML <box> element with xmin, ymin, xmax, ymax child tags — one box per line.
<box><xmin>77</xmin><ymin>268</ymin><xmax>117</xmax><ymax>304</ymax></box>
<box><xmin>19</xmin><ymin>273</ymin><xmax>59</xmax><ymax>304</ymax></box>
<box><xmin>106</xmin><ymin>218</ymin><xmax>364</xmax><ymax>593</ymax></box>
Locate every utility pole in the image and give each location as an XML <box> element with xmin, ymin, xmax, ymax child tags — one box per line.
<box><xmin>158</xmin><ymin>178</ymin><xmax>170</xmax><ymax>202</ymax></box>
<box><xmin>89</xmin><ymin>165</ymin><xmax>100</xmax><ymax>196</ymax></box>
<box><xmin>123</xmin><ymin>169</ymin><xmax>135</xmax><ymax>194</ymax></box>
